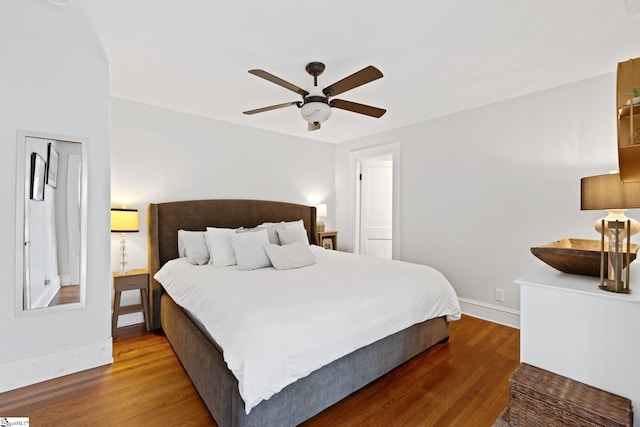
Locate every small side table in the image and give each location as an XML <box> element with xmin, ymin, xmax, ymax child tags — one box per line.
<box><xmin>317</xmin><ymin>231</ymin><xmax>338</xmax><ymax>250</ymax></box>
<box><xmin>112</xmin><ymin>269</ymin><xmax>150</xmax><ymax>337</ymax></box>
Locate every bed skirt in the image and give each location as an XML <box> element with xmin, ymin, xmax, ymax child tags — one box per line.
<box><xmin>160</xmin><ymin>293</ymin><xmax>449</xmax><ymax>427</ymax></box>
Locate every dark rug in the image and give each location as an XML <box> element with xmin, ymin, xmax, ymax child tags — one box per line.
<box><xmin>493</xmin><ymin>406</ymin><xmax>511</xmax><ymax>427</ymax></box>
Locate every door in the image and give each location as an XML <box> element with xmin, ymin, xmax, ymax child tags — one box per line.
<box><xmin>358</xmin><ymin>156</ymin><xmax>393</xmax><ymax>259</ymax></box>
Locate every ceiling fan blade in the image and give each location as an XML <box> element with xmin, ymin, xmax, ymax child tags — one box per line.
<box><xmin>330</xmin><ymin>99</ymin><xmax>386</xmax><ymax>118</ymax></box>
<box><xmin>243</xmin><ymin>101</ymin><xmax>300</xmax><ymax>115</ymax></box>
<box><xmin>308</xmin><ymin>122</ymin><xmax>321</xmax><ymax>131</ymax></box>
<box><xmin>248</xmin><ymin>69</ymin><xmax>309</xmax><ymax>96</ymax></box>
<box><xmin>323</xmin><ymin>66</ymin><xmax>383</xmax><ymax>97</ymax></box>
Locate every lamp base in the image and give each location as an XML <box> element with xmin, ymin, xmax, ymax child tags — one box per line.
<box><xmin>119</xmin><ymin>233</ymin><xmax>129</xmax><ymax>274</ymax></box>
<box><xmin>598</xmin><ymin>216</ymin><xmax>635</xmax><ymax>293</ymax></box>
<box><xmin>594</xmin><ymin>209</ymin><xmax>640</xmax><ymax>235</ymax></box>
<box><xmin>317</xmin><ymin>218</ymin><xmax>325</xmax><ymax>232</ymax></box>
<box><xmin>599</xmin><ymin>280</ymin><xmax>632</xmax><ymax>293</ymax></box>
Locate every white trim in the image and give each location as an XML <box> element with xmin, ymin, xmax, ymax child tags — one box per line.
<box><xmin>354</xmin><ymin>159</ymin><xmax>362</xmax><ymax>255</ymax></box>
<box><xmin>458</xmin><ymin>297</ymin><xmax>520</xmax><ymax>329</ymax></box>
<box><xmin>349</xmin><ymin>142</ymin><xmax>401</xmax><ymax>259</ymax></box>
<box><xmin>15</xmin><ymin>130</ymin><xmax>88</xmax><ymax>316</ymax></box>
<box><xmin>31</xmin><ymin>281</ymin><xmax>60</xmax><ymax>309</ymax></box>
<box><xmin>0</xmin><ymin>339</ymin><xmax>113</xmax><ymax>393</ymax></box>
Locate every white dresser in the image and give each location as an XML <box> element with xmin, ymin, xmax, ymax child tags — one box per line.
<box><xmin>516</xmin><ymin>264</ymin><xmax>640</xmax><ymax>427</ymax></box>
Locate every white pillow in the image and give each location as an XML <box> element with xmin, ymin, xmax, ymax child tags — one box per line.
<box><xmin>205</xmin><ymin>227</ymin><xmax>237</xmax><ymax>267</ymax></box>
<box><xmin>231</xmin><ymin>228</ymin><xmax>271</xmax><ymax>271</ymax></box>
<box><xmin>285</xmin><ymin>220</ymin><xmax>308</xmax><ymax>236</ymax></box>
<box><xmin>264</xmin><ymin>242</ymin><xmax>316</xmax><ymax>270</ymax></box>
<box><xmin>256</xmin><ymin>222</ymin><xmax>288</xmax><ymax>244</ymax></box>
<box><xmin>178</xmin><ymin>230</ymin><xmax>204</xmax><ymax>258</ymax></box>
<box><xmin>259</xmin><ymin>219</ymin><xmax>304</xmax><ymax>229</ymax></box>
<box><xmin>285</xmin><ymin>219</ymin><xmax>304</xmax><ymax>228</ymax></box>
<box><xmin>277</xmin><ymin>226</ymin><xmax>310</xmax><ymax>246</ymax></box>
<box><xmin>177</xmin><ymin>230</ymin><xmax>210</xmax><ymax>265</ymax></box>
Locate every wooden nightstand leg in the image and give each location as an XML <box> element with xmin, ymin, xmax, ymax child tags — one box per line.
<box><xmin>112</xmin><ymin>290</ymin><xmax>122</xmax><ymax>338</ymax></box>
<box><xmin>140</xmin><ymin>288</ymin><xmax>151</xmax><ymax>331</ymax></box>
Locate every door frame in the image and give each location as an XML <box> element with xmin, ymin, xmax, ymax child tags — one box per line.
<box><xmin>349</xmin><ymin>142</ymin><xmax>400</xmax><ymax>259</ymax></box>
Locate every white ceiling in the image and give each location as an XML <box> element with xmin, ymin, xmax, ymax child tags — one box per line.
<box><xmin>67</xmin><ymin>1</ymin><xmax>640</xmax><ymax>142</ymax></box>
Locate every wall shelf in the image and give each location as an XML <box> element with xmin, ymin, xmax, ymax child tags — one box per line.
<box><xmin>617</xmin><ymin>58</ymin><xmax>640</xmax><ymax>182</ymax></box>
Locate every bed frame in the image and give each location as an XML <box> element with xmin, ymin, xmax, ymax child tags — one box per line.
<box><xmin>148</xmin><ymin>199</ymin><xmax>450</xmax><ymax>427</ymax></box>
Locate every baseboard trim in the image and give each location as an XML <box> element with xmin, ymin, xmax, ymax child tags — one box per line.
<box><xmin>0</xmin><ymin>339</ymin><xmax>113</xmax><ymax>393</ymax></box>
<box><xmin>32</xmin><ymin>282</ymin><xmax>61</xmax><ymax>309</ymax></box>
<box><xmin>458</xmin><ymin>297</ymin><xmax>520</xmax><ymax>329</ymax></box>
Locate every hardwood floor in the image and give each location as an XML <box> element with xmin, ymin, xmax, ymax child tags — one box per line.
<box><xmin>0</xmin><ymin>316</ymin><xmax>519</xmax><ymax>427</ymax></box>
<box><xmin>48</xmin><ymin>284</ymin><xmax>80</xmax><ymax>306</ymax></box>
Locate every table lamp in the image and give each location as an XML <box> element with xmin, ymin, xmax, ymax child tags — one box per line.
<box><xmin>581</xmin><ymin>173</ymin><xmax>640</xmax><ymax>292</ymax></box>
<box><xmin>316</xmin><ymin>204</ymin><xmax>327</xmax><ymax>232</ymax></box>
<box><xmin>111</xmin><ymin>208</ymin><xmax>139</xmax><ymax>273</ymax></box>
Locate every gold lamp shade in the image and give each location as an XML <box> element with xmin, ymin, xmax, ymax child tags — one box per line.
<box><xmin>581</xmin><ymin>173</ymin><xmax>640</xmax><ymax>210</ymax></box>
<box><xmin>111</xmin><ymin>208</ymin><xmax>139</xmax><ymax>232</ymax></box>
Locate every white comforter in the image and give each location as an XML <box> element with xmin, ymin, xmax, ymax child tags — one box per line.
<box><xmin>154</xmin><ymin>246</ymin><xmax>461</xmax><ymax>414</ymax></box>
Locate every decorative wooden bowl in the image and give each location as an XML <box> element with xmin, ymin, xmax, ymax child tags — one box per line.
<box><xmin>530</xmin><ymin>238</ymin><xmax>639</xmax><ymax>277</ymax></box>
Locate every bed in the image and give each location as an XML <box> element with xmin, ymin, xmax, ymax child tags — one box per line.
<box><xmin>148</xmin><ymin>199</ymin><xmax>460</xmax><ymax>427</ymax></box>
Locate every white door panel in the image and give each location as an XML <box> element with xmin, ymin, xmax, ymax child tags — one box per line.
<box><xmin>359</xmin><ymin>159</ymin><xmax>392</xmax><ymax>259</ymax></box>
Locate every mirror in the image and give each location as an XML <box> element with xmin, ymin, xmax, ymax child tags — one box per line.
<box><xmin>15</xmin><ymin>131</ymin><xmax>87</xmax><ymax>312</ymax></box>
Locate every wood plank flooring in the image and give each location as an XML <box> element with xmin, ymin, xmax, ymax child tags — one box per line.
<box><xmin>0</xmin><ymin>315</ymin><xmax>519</xmax><ymax>427</ymax></box>
<box><xmin>48</xmin><ymin>284</ymin><xmax>80</xmax><ymax>306</ymax></box>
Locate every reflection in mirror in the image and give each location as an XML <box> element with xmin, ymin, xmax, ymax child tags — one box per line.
<box><xmin>19</xmin><ymin>134</ymin><xmax>86</xmax><ymax>311</ymax></box>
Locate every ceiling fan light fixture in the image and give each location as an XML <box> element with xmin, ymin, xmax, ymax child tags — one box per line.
<box><xmin>300</xmin><ymin>101</ymin><xmax>331</xmax><ymax>124</ymax></box>
<box><xmin>244</xmin><ymin>62</ymin><xmax>385</xmax><ymax>131</ymax></box>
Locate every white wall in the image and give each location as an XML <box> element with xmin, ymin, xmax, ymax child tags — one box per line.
<box><xmin>335</xmin><ymin>73</ymin><xmax>623</xmax><ymax>327</ymax></box>
<box><xmin>110</xmin><ymin>98</ymin><xmax>335</xmax><ymax>326</ymax></box>
<box><xmin>0</xmin><ymin>4</ymin><xmax>112</xmax><ymax>391</ymax></box>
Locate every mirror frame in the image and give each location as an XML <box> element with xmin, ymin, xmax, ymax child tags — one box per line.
<box><xmin>14</xmin><ymin>130</ymin><xmax>88</xmax><ymax>315</ymax></box>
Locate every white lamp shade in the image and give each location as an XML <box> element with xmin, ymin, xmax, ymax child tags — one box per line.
<box><xmin>316</xmin><ymin>204</ymin><xmax>327</xmax><ymax>218</ymax></box>
<box><xmin>300</xmin><ymin>102</ymin><xmax>331</xmax><ymax>124</ymax></box>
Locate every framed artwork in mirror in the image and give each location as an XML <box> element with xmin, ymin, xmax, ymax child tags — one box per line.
<box><xmin>30</xmin><ymin>152</ymin><xmax>46</xmax><ymax>201</ymax></box>
<box><xmin>46</xmin><ymin>142</ymin><xmax>58</xmax><ymax>188</ymax></box>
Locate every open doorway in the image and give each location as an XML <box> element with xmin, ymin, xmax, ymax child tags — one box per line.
<box><xmin>351</xmin><ymin>143</ymin><xmax>400</xmax><ymax>259</ymax></box>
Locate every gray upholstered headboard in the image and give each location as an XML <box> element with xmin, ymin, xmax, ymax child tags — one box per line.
<box><xmin>147</xmin><ymin>199</ymin><xmax>317</xmax><ymax>329</ymax></box>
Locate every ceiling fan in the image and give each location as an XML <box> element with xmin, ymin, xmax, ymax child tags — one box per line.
<box><xmin>243</xmin><ymin>62</ymin><xmax>386</xmax><ymax>131</ymax></box>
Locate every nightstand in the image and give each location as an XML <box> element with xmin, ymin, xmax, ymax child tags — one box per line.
<box><xmin>112</xmin><ymin>269</ymin><xmax>150</xmax><ymax>337</ymax></box>
<box><xmin>317</xmin><ymin>231</ymin><xmax>338</xmax><ymax>250</ymax></box>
